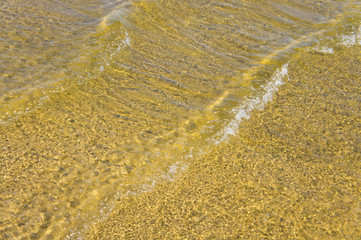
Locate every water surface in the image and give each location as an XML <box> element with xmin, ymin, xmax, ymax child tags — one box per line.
<box><xmin>1</xmin><ymin>0</ymin><xmax>360</xmax><ymax>239</ymax></box>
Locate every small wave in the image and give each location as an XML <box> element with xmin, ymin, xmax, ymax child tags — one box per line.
<box><xmin>98</xmin><ymin>2</ymin><xmax>132</xmax><ymax>29</ymax></box>
<box><xmin>214</xmin><ymin>64</ymin><xmax>289</xmax><ymax>144</ymax></box>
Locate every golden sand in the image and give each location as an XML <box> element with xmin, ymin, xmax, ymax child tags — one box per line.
<box><xmin>1</xmin><ymin>1</ymin><xmax>359</xmax><ymax>239</ymax></box>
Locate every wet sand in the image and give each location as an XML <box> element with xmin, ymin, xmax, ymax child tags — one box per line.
<box><xmin>88</xmin><ymin>45</ymin><xmax>361</xmax><ymax>239</ymax></box>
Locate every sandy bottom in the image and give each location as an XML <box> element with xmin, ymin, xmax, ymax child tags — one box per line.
<box><xmin>88</xmin><ymin>45</ymin><xmax>361</xmax><ymax>239</ymax></box>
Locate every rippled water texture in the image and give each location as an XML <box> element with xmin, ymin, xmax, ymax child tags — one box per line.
<box><xmin>89</xmin><ymin>43</ymin><xmax>361</xmax><ymax>239</ymax></box>
<box><xmin>0</xmin><ymin>0</ymin><xmax>360</xmax><ymax>239</ymax></box>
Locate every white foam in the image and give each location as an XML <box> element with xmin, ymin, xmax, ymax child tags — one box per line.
<box><xmin>313</xmin><ymin>46</ymin><xmax>334</xmax><ymax>54</ymax></box>
<box><xmin>214</xmin><ymin>64</ymin><xmax>289</xmax><ymax>144</ymax></box>
<box><xmin>338</xmin><ymin>34</ymin><xmax>357</xmax><ymax>47</ymax></box>
<box><xmin>337</xmin><ymin>25</ymin><xmax>361</xmax><ymax>47</ymax></box>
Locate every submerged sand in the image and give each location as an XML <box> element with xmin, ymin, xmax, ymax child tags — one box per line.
<box><xmin>88</xmin><ymin>44</ymin><xmax>361</xmax><ymax>239</ymax></box>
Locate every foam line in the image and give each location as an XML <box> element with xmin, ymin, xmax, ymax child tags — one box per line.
<box><xmin>215</xmin><ymin>64</ymin><xmax>289</xmax><ymax>144</ymax></box>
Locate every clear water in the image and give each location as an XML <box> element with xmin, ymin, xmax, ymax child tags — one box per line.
<box><xmin>1</xmin><ymin>0</ymin><xmax>360</xmax><ymax>239</ymax></box>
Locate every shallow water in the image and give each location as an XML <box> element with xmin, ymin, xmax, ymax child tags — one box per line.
<box><xmin>0</xmin><ymin>0</ymin><xmax>360</xmax><ymax>239</ymax></box>
<box><xmin>89</xmin><ymin>43</ymin><xmax>361</xmax><ymax>239</ymax></box>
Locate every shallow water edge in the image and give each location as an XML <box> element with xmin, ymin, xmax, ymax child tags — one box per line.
<box><xmin>88</xmin><ymin>43</ymin><xmax>361</xmax><ymax>239</ymax></box>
